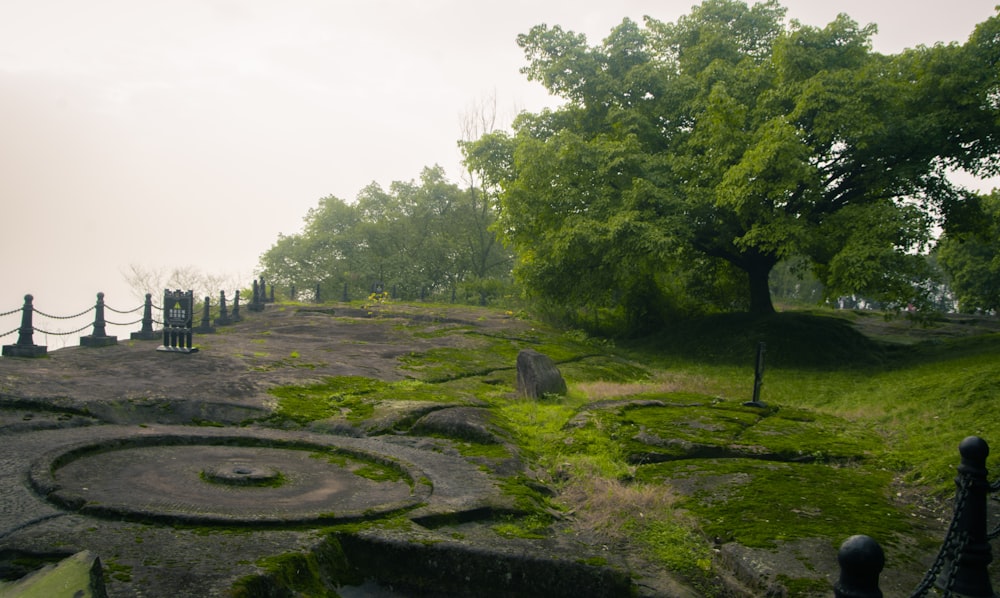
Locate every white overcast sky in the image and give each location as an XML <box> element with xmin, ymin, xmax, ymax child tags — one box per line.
<box><xmin>1</xmin><ymin>1</ymin><xmax>997</xmax><ymax>341</ymax></box>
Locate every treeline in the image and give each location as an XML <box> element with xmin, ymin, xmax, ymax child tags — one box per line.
<box><xmin>258</xmin><ymin>0</ymin><xmax>1000</xmax><ymax>327</ymax></box>
<box><xmin>259</xmin><ymin>166</ymin><xmax>514</xmax><ymax>305</ymax></box>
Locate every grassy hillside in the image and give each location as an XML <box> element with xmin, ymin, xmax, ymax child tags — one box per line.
<box><xmin>263</xmin><ymin>302</ymin><xmax>1000</xmax><ymax>595</ymax></box>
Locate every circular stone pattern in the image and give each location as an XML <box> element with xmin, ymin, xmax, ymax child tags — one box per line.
<box><xmin>32</xmin><ymin>435</ymin><xmax>430</xmax><ymax>526</ymax></box>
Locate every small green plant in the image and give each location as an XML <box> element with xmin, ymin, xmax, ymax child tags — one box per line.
<box><xmin>103</xmin><ymin>560</ymin><xmax>133</xmax><ymax>583</ymax></box>
<box><xmin>353</xmin><ymin>462</ymin><xmax>405</xmax><ymax>484</ymax></box>
<box><xmin>363</xmin><ymin>291</ymin><xmax>391</xmax><ymax>318</ymax></box>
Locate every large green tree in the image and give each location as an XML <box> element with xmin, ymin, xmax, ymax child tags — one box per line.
<box><xmin>936</xmin><ymin>190</ymin><xmax>1000</xmax><ymax>312</ymax></box>
<box><xmin>468</xmin><ymin>0</ymin><xmax>1000</xmax><ymax>316</ymax></box>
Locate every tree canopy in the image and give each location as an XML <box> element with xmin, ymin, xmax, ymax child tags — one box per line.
<box><xmin>464</xmin><ymin>0</ymin><xmax>1000</xmax><ymax>318</ymax></box>
<box><xmin>936</xmin><ymin>190</ymin><xmax>1000</xmax><ymax>313</ymax></box>
<box><xmin>258</xmin><ymin>166</ymin><xmax>513</xmax><ymax>303</ymax></box>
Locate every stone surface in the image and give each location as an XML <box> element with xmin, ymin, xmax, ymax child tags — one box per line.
<box><xmin>515</xmin><ymin>348</ymin><xmax>567</xmax><ymax>399</ymax></box>
<box><xmin>0</xmin><ymin>304</ymin><xmax>646</xmax><ymax>597</ymax></box>
<box><xmin>410</xmin><ymin>406</ymin><xmax>505</xmax><ymax>445</ymax></box>
<box><xmin>0</xmin><ymin>303</ymin><xmax>969</xmax><ymax>596</ymax></box>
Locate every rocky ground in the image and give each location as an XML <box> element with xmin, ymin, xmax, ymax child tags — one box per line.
<box><xmin>0</xmin><ymin>302</ymin><xmax>992</xmax><ymax>596</ymax></box>
<box><xmin>0</xmin><ymin>303</ymin><xmax>697</xmax><ymax>597</ymax></box>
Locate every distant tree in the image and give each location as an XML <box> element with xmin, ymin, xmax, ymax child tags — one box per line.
<box><xmin>122</xmin><ymin>264</ymin><xmax>243</xmax><ymax>304</ymax></box>
<box><xmin>465</xmin><ymin>1</ymin><xmax>1000</xmax><ymax>318</ymax></box>
<box><xmin>259</xmin><ymin>167</ymin><xmax>513</xmax><ymax>303</ymax></box>
<box><xmin>936</xmin><ymin>190</ymin><xmax>1000</xmax><ymax>313</ymax></box>
<box><xmin>457</xmin><ymin>92</ymin><xmax>516</xmax><ymax>289</ymax></box>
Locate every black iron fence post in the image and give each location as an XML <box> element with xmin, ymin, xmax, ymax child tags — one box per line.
<box><xmin>80</xmin><ymin>292</ymin><xmax>117</xmax><ymax>347</ymax></box>
<box><xmin>195</xmin><ymin>296</ymin><xmax>215</xmax><ymax>334</ymax></box>
<box><xmin>2</xmin><ymin>294</ymin><xmax>47</xmax><ymax>357</ymax></box>
<box><xmin>836</xmin><ymin>436</ymin><xmax>996</xmax><ymax>597</ymax></box>
<box><xmin>834</xmin><ymin>535</ymin><xmax>884</xmax><ymax>598</ymax></box>
<box><xmin>16</xmin><ymin>294</ymin><xmax>37</xmax><ymax>347</ymax></box>
<box><xmin>215</xmin><ymin>290</ymin><xmax>231</xmax><ymax>326</ymax></box>
<box><xmin>232</xmin><ymin>290</ymin><xmax>241</xmax><ymax>322</ymax></box>
<box><xmin>938</xmin><ymin>436</ymin><xmax>995</xmax><ymax>597</ymax></box>
<box><xmin>744</xmin><ymin>341</ymin><xmax>767</xmax><ymax>407</ymax></box>
<box><xmin>130</xmin><ymin>293</ymin><xmax>159</xmax><ymax>340</ymax></box>
<box><xmin>249</xmin><ymin>279</ymin><xmax>264</xmax><ymax>312</ymax></box>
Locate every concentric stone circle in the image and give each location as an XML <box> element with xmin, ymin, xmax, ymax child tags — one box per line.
<box><xmin>29</xmin><ymin>432</ymin><xmax>431</xmax><ymax>526</ymax></box>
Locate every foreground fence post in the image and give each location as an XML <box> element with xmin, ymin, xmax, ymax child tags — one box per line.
<box><xmin>2</xmin><ymin>294</ymin><xmax>47</xmax><ymax>357</ymax></box>
<box><xmin>837</xmin><ymin>436</ymin><xmax>996</xmax><ymax>597</ymax></box>
<box><xmin>834</xmin><ymin>535</ymin><xmax>884</xmax><ymax>598</ymax></box>
<box><xmin>130</xmin><ymin>293</ymin><xmax>159</xmax><ymax>340</ymax></box>
<box><xmin>80</xmin><ymin>292</ymin><xmax>118</xmax><ymax>347</ymax></box>
<box><xmin>936</xmin><ymin>436</ymin><xmax>995</xmax><ymax>597</ymax></box>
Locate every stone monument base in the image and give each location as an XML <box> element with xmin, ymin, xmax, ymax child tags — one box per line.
<box><xmin>2</xmin><ymin>344</ymin><xmax>48</xmax><ymax>358</ymax></box>
<box><xmin>80</xmin><ymin>335</ymin><xmax>118</xmax><ymax>348</ymax></box>
<box><xmin>157</xmin><ymin>346</ymin><xmax>199</xmax><ymax>354</ymax></box>
<box><xmin>130</xmin><ymin>330</ymin><xmax>160</xmax><ymax>341</ymax></box>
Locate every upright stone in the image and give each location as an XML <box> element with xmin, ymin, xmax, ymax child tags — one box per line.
<box><xmin>80</xmin><ymin>292</ymin><xmax>118</xmax><ymax>347</ymax></box>
<box><xmin>516</xmin><ymin>349</ymin><xmax>567</xmax><ymax>399</ymax></box>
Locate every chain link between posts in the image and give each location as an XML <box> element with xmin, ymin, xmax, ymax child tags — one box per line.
<box><xmin>2</xmin><ymin>291</ymin><xmax>235</xmax><ymax>341</ymax></box>
<box><xmin>33</xmin><ymin>323</ymin><xmax>95</xmax><ymax>336</ymax></box>
<box><xmin>909</xmin><ymin>475</ymin><xmax>973</xmax><ymax>598</ymax></box>
<box><xmin>105</xmin><ymin>318</ymin><xmax>144</xmax><ymax>327</ymax></box>
<box><xmin>105</xmin><ymin>303</ymin><xmax>144</xmax><ymax>315</ymax></box>
<box><xmin>1</xmin><ymin>295</ymin><xmax>170</xmax><ymax>341</ymax></box>
<box><xmin>32</xmin><ymin>306</ymin><xmax>95</xmax><ymax>320</ymax></box>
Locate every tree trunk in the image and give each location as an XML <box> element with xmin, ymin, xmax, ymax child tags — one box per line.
<box><xmin>747</xmin><ymin>261</ymin><xmax>776</xmax><ymax>315</ymax></box>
